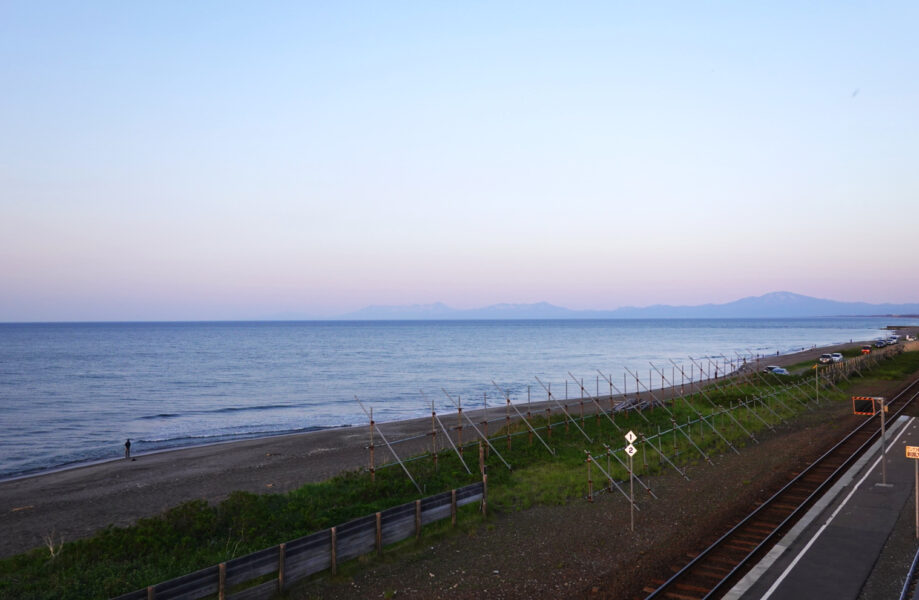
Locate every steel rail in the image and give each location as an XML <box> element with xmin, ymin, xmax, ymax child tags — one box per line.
<box><xmin>644</xmin><ymin>375</ymin><xmax>919</xmax><ymax>600</ymax></box>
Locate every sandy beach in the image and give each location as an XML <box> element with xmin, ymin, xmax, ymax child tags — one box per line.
<box><xmin>1</xmin><ymin>332</ymin><xmax>913</xmax><ymax>560</ymax></box>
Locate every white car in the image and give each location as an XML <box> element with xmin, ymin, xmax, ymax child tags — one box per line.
<box><xmin>830</xmin><ymin>353</ymin><xmax>843</xmax><ymax>363</ymax></box>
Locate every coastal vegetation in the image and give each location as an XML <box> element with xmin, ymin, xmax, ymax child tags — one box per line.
<box><xmin>2</xmin><ymin>349</ymin><xmax>917</xmax><ymax>600</ymax></box>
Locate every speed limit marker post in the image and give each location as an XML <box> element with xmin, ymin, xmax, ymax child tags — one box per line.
<box><xmin>625</xmin><ymin>430</ymin><xmax>637</xmax><ymax>532</ymax></box>
<box><xmin>908</xmin><ymin>446</ymin><xmax>919</xmax><ymax>539</ymax></box>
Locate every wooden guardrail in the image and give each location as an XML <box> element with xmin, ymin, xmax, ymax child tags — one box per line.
<box><xmin>113</xmin><ymin>481</ymin><xmax>485</xmax><ymax>600</ymax></box>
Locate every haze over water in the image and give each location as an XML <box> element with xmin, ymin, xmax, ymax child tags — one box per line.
<box><xmin>1</xmin><ymin>317</ymin><xmax>910</xmax><ymax>479</ymax></box>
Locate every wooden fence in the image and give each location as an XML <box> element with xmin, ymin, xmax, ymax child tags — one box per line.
<box><xmin>112</xmin><ymin>481</ymin><xmax>485</xmax><ymax>600</ymax></box>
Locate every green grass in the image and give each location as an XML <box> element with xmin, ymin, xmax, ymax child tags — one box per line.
<box><xmin>857</xmin><ymin>349</ymin><xmax>919</xmax><ymax>381</ymax></box>
<box><xmin>2</xmin><ymin>349</ymin><xmax>916</xmax><ymax>600</ymax></box>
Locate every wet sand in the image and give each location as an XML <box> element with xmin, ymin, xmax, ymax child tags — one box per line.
<box><xmin>2</xmin><ymin>331</ymin><xmax>915</xmax><ymax>559</ymax></box>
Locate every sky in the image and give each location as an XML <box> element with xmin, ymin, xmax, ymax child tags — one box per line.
<box><xmin>1</xmin><ymin>2</ymin><xmax>917</xmax><ymax>321</ymax></box>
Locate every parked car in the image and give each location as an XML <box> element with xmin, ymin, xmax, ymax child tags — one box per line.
<box><xmin>875</xmin><ymin>339</ymin><xmax>887</xmax><ymax>348</ymax></box>
<box><xmin>818</xmin><ymin>353</ymin><xmax>834</xmax><ymax>364</ymax></box>
<box><xmin>861</xmin><ymin>345</ymin><xmax>872</xmax><ymax>354</ymax></box>
<box><xmin>830</xmin><ymin>352</ymin><xmax>843</xmax><ymax>363</ymax></box>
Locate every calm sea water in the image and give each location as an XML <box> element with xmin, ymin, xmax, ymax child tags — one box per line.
<box><xmin>0</xmin><ymin>318</ymin><xmax>911</xmax><ymax>479</ymax></box>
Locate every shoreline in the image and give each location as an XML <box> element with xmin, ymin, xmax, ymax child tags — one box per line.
<box><xmin>1</xmin><ymin>334</ymin><xmax>899</xmax><ymax>484</ymax></box>
<box><xmin>0</xmin><ymin>425</ymin><xmax>353</xmax><ymax>485</ymax></box>
<box><xmin>2</xmin><ymin>331</ymin><xmax>915</xmax><ymax>559</ymax></box>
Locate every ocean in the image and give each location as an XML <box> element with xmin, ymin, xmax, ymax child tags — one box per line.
<box><xmin>0</xmin><ymin>318</ymin><xmax>911</xmax><ymax>479</ymax></box>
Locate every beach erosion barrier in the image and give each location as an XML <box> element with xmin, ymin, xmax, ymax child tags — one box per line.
<box><xmin>112</xmin><ymin>480</ymin><xmax>485</xmax><ymax>600</ymax></box>
<box><xmin>367</xmin><ymin>348</ymin><xmax>896</xmax><ymax>476</ymax></box>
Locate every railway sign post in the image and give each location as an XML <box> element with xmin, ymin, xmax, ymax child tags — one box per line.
<box><xmin>625</xmin><ymin>430</ymin><xmax>637</xmax><ymax>532</ymax></box>
<box><xmin>908</xmin><ymin>446</ymin><xmax>919</xmax><ymax>539</ymax></box>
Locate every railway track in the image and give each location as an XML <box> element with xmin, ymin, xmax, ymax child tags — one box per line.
<box><xmin>643</xmin><ymin>375</ymin><xmax>919</xmax><ymax>600</ymax></box>
<box><xmin>900</xmin><ymin>545</ymin><xmax>919</xmax><ymax>600</ymax></box>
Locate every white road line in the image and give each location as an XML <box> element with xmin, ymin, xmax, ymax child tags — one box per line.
<box><xmin>760</xmin><ymin>417</ymin><xmax>916</xmax><ymax>600</ymax></box>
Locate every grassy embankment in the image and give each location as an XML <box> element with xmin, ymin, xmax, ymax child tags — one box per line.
<box><xmin>3</xmin><ymin>350</ymin><xmax>919</xmax><ymax>600</ymax></box>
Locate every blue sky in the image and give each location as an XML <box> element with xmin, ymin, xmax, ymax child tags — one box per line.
<box><xmin>1</xmin><ymin>2</ymin><xmax>917</xmax><ymax>321</ymax></box>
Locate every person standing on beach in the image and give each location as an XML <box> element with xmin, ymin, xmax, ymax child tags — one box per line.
<box><xmin>124</xmin><ymin>439</ymin><xmax>131</xmax><ymax>460</ymax></box>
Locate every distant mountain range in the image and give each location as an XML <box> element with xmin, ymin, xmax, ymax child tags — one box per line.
<box><xmin>336</xmin><ymin>292</ymin><xmax>919</xmax><ymax>320</ymax></box>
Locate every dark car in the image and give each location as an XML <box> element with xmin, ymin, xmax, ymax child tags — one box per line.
<box><xmin>818</xmin><ymin>353</ymin><xmax>833</xmax><ymax>364</ymax></box>
<box><xmin>764</xmin><ymin>365</ymin><xmax>790</xmax><ymax>375</ymax></box>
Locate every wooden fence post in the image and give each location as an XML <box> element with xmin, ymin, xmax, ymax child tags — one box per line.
<box><xmin>147</xmin><ymin>585</ymin><xmax>155</xmax><ymax>600</ymax></box>
<box><xmin>451</xmin><ymin>489</ymin><xmax>457</xmax><ymax>526</ymax></box>
<box><xmin>505</xmin><ymin>393</ymin><xmax>511</xmax><ymax>451</ymax></box>
<box><xmin>330</xmin><ymin>527</ymin><xmax>337</xmax><ymax>575</ymax></box>
<box><xmin>481</xmin><ymin>470</ymin><xmax>488</xmax><ymax>517</ymax></box>
<box><xmin>369</xmin><ymin>408</ymin><xmax>375</xmax><ymax>483</ymax></box>
<box><xmin>587</xmin><ymin>454</ymin><xmax>593</xmax><ymax>502</ymax></box>
<box><xmin>218</xmin><ymin>563</ymin><xmax>225</xmax><ymax>600</ymax></box>
<box><xmin>431</xmin><ymin>402</ymin><xmax>438</xmax><ymax>469</ymax></box>
<box><xmin>527</xmin><ymin>386</ymin><xmax>532</xmax><ymax>445</ymax></box>
<box><xmin>375</xmin><ymin>512</ymin><xmax>382</xmax><ymax>556</ymax></box>
<box><xmin>415</xmin><ymin>499</ymin><xmax>422</xmax><ymax>540</ymax></box>
<box><xmin>278</xmin><ymin>543</ymin><xmax>286</xmax><ymax>592</ymax></box>
<box><xmin>457</xmin><ymin>397</ymin><xmax>463</xmax><ymax>456</ymax></box>
<box><xmin>483</xmin><ymin>392</ymin><xmax>489</xmax><ymax>458</ymax></box>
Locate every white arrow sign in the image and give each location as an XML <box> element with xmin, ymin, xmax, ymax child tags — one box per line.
<box><xmin>625</xmin><ymin>444</ymin><xmax>637</xmax><ymax>456</ymax></box>
<box><xmin>625</xmin><ymin>430</ymin><xmax>637</xmax><ymax>444</ymax></box>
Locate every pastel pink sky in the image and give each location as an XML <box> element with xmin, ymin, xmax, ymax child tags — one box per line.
<box><xmin>2</xmin><ymin>3</ymin><xmax>917</xmax><ymax>321</ymax></box>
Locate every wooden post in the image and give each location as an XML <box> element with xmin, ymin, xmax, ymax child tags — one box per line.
<box><xmin>649</xmin><ymin>369</ymin><xmax>653</xmax><ymax>409</ymax></box>
<box><xmin>587</xmin><ymin>454</ymin><xmax>594</xmax><ymax>502</ymax></box>
<box><xmin>330</xmin><ymin>527</ymin><xmax>337</xmax><ymax>575</ymax></box>
<box><xmin>369</xmin><ymin>408</ymin><xmax>375</xmax><ymax>483</ymax></box>
<box><xmin>431</xmin><ymin>401</ymin><xmax>438</xmax><ymax>469</ymax></box>
<box><xmin>527</xmin><ymin>386</ymin><xmax>533</xmax><ymax>445</ymax></box>
<box><xmin>610</xmin><ymin>375</ymin><xmax>615</xmax><ymax>417</ymax></box>
<box><xmin>148</xmin><ymin>586</ymin><xmax>156</xmax><ymax>600</ymax></box>
<box><xmin>506</xmin><ymin>393</ymin><xmax>511</xmax><ymax>451</ymax></box>
<box><xmin>546</xmin><ymin>406</ymin><xmax>552</xmax><ymax>439</ymax></box>
<box><xmin>483</xmin><ymin>392</ymin><xmax>489</xmax><ymax>458</ymax></box>
<box><xmin>451</xmin><ymin>489</ymin><xmax>457</xmax><ymax>526</ymax></box>
<box><xmin>595</xmin><ymin>385</ymin><xmax>600</xmax><ymax>424</ymax></box>
<box><xmin>564</xmin><ymin>404</ymin><xmax>570</xmax><ymax>433</ymax></box>
<box><xmin>607</xmin><ymin>447</ymin><xmax>613</xmax><ymax>491</ymax></box>
<box><xmin>478</xmin><ymin>441</ymin><xmax>485</xmax><ymax>476</ymax></box>
<box><xmin>609</xmin><ymin>373</ymin><xmax>616</xmax><ymax>421</ymax></box>
<box><xmin>641</xmin><ymin>434</ymin><xmax>647</xmax><ymax>470</ymax></box>
<box><xmin>657</xmin><ymin>425</ymin><xmax>663</xmax><ymax>465</ymax></box>
<box><xmin>218</xmin><ymin>563</ymin><xmax>225</xmax><ymax>600</ymax></box>
<box><xmin>457</xmin><ymin>396</ymin><xmax>463</xmax><ymax>456</ymax></box>
<box><xmin>481</xmin><ymin>470</ymin><xmax>488</xmax><ymax>517</ymax></box>
<box><xmin>375</xmin><ymin>512</ymin><xmax>382</xmax><ymax>555</ymax></box>
<box><xmin>278</xmin><ymin>543</ymin><xmax>286</xmax><ymax>592</ymax></box>
<box><xmin>415</xmin><ymin>499</ymin><xmax>422</xmax><ymax>540</ymax></box>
